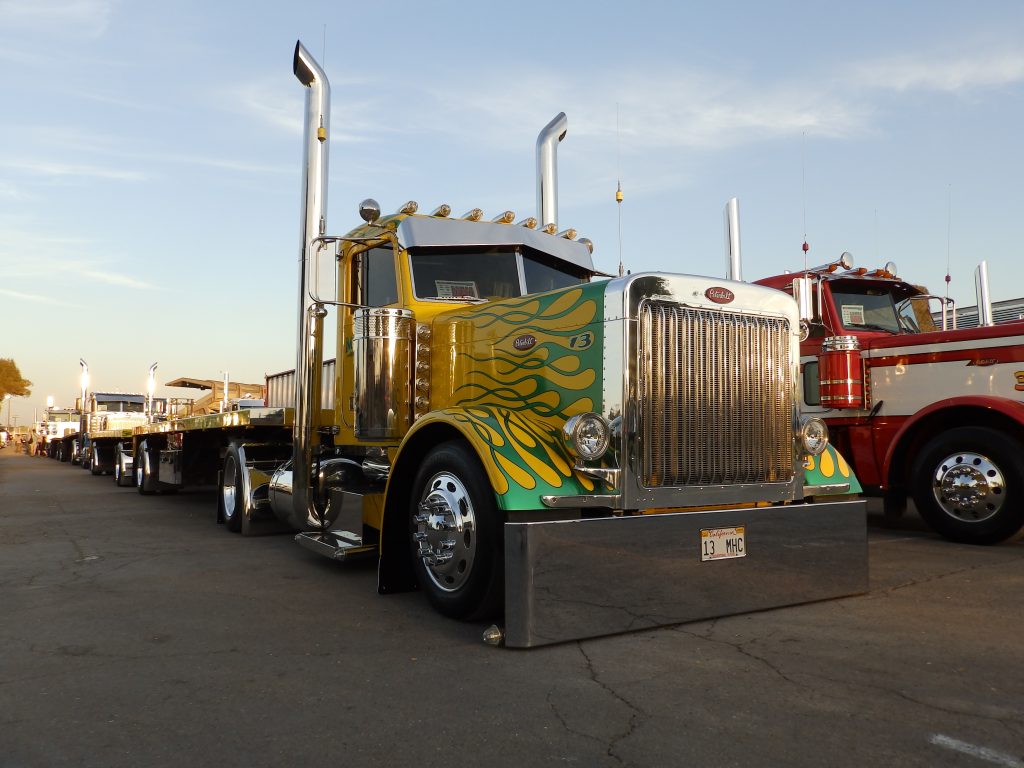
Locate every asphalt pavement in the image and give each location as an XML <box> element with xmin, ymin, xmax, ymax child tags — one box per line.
<box><xmin>1</xmin><ymin>448</ymin><xmax>1022</xmax><ymax>768</ymax></box>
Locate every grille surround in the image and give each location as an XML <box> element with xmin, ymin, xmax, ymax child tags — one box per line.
<box><xmin>638</xmin><ymin>301</ymin><xmax>795</xmax><ymax>488</ymax></box>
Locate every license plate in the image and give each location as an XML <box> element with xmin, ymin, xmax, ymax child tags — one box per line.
<box><xmin>700</xmin><ymin>526</ymin><xmax>746</xmax><ymax>561</ymax></box>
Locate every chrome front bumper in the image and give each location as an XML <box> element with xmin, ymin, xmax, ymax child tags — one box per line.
<box><xmin>503</xmin><ymin>499</ymin><xmax>867</xmax><ymax>648</ymax></box>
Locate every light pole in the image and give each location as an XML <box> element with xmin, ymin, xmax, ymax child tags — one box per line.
<box><xmin>147</xmin><ymin>362</ymin><xmax>158</xmax><ymax>422</ymax></box>
<box><xmin>4</xmin><ymin>394</ymin><xmax>10</xmax><ymax>432</ymax></box>
<box><xmin>79</xmin><ymin>359</ymin><xmax>89</xmax><ymax>435</ymax></box>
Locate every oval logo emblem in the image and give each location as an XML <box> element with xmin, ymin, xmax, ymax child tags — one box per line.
<box><xmin>705</xmin><ymin>286</ymin><xmax>735</xmax><ymax>304</ymax></box>
<box><xmin>513</xmin><ymin>334</ymin><xmax>537</xmax><ymax>351</ymax></box>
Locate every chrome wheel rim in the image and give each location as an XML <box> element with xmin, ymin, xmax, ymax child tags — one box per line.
<box><xmin>414</xmin><ymin>471</ymin><xmax>477</xmax><ymax>593</ymax></box>
<box><xmin>222</xmin><ymin>455</ymin><xmax>238</xmax><ymax>520</ymax></box>
<box><xmin>136</xmin><ymin>449</ymin><xmax>145</xmax><ymax>488</ymax></box>
<box><xmin>932</xmin><ymin>451</ymin><xmax>1005</xmax><ymax>523</ymax></box>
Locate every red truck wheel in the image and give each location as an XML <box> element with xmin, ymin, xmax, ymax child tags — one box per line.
<box><xmin>410</xmin><ymin>441</ymin><xmax>503</xmax><ymax>620</ymax></box>
<box><xmin>911</xmin><ymin>427</ymin><xmax>1024</xmax><ymax>545</ymax></box>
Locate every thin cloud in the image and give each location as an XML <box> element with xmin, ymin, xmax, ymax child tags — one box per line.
<box><xmin>233</xmin><ymin>78</ymin><xmax>391</xmax><ymax>142</ymax></box>
<box><xmin>0</xmin><ymin>287</ymin><xmax>82</xmax><ymax>308</ymax></box>
<box><xmin>425</xmin><ymin>70</ymin><xmax>869</xmax><ymax>152</ymax></box>
<box><xmin>78</xmin><ymin>270</ymin><xmax>154</xmax><ymax>289</ymax></box>
<box><xmin>852</xmin><ymin>50</ymin><xmax>1024</xmax><ymax>93</ymax></box>
<box><xmin>0</xmin><ymin>158</ymin><xmax>145</xmax><ymax>181</ymax></box>
<box><xmin>0</xmin><ymin>0</ymin><xmax>116</xmax><ymax>38</ymax></box>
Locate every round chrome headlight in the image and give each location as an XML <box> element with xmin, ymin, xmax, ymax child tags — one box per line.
<box><xmin>563</xmin><ymin>413</ymin><xmax>611</xmax><ymax>461</ymax></box>
<box><xmin>800</xmin><ymin>416</ymin><xmax>829</xmax><ymax>456</ymax></box>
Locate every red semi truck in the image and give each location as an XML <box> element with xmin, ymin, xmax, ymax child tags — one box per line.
<box><xmin>756</xmin><ymin>255</ymin><xmax>1024</xmax><ymax>544</ymax></box>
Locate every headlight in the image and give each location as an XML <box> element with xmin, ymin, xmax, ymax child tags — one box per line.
<box><xmin>563</xmin><ymin>413</ymin><xmax>611</xmax><ymax>461</ymax></box>
<box><xmin>800</xmin><ymin>417</ymin><xmax>829</xmax><ymax>456</ymax></box>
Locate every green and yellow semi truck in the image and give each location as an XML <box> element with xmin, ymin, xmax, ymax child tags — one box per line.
<box><xmin>125</xmin><ymin>41</ymin><xmax>867</xmax><ymax>647</ymax></box>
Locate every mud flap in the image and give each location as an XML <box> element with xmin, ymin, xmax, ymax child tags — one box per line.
<box><xmin>503</xmin><ymin>500</ymin><xmax>867</xmax><ymax>648</ymax></box>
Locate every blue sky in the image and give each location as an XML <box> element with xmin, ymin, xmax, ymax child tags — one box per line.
<box><xmin>3</xmin><ymin>0</ymin><xmax>1024</xmax><ymax>424</ymax></box>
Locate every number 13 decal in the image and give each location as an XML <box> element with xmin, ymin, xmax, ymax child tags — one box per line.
<box><xmin>569</xmin><ymin>332</ymin><xmax>593</xmax><ymax>350</ymax></box>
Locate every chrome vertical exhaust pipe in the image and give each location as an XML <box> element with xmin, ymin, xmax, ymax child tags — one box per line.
<box><xmin>536</xmin><ymin>113</ymin><xmax>567</xmax><ymax>231</ymax></box>
<box><xmin>286</xmin><ymin>40</ymin><xmax>332</xmax><ymax>530</ymax></box>
<box><xmin>724</xmin><ymin>197</ymin><xmax>742</xmax><ymax>281</ymax></box>
<box><xmin>975</xmin><ymin>261</ymin><xmax>994</xmax><ymax>327</ymax></box>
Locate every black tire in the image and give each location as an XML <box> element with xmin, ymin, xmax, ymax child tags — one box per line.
<box><xmin>136</xmin><ymin>441</ymin><xmax>158</xmax><ymax>495</ymax></box>
<box><xmin>911</xmin><ymin>427</ymin><xmax>1024</xmax><ymax>545</ymax></box>
<box><xmin>89</xmin><ymin>446</ymin><xmax>103</xmax><ymax>476</ymax></box>
<box><xmin>220</xmin><ymin>446</ymin><xmax>244</xmax><ymax>533</ymax></box>
<box><xmin>409</xmin><ymin>441</ymin><xmax>504</xmax><ymax>620</ymax></box>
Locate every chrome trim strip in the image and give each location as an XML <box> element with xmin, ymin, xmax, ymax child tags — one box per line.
<box><xmin>803</xmin><ymin>483</ymin><xmax>851</xmax><ymax>495</ymax></box>
<box><xmin>573</xmin><ymin>465</ymin><xmax>620</xmax><ymax>486</ymax></box>
<box><xmin>540</xmin><ymin>494</ymin><xmax>622</xmax><ymax>509</ymax></box>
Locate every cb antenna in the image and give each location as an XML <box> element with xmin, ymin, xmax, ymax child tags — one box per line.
<box><xmin>801</xmin><ymin>131</ymin><xmax>809</xmax><ymax>273</ymax></box>
<box><xmin>944</xmin><ymin>185</ymin><xmax>952</xmax><ymax>303</ymax></box>
<box><xmin>616</xmin><ymin>103</ymin><xmax>624</xmax><ymax>277</ymax></box>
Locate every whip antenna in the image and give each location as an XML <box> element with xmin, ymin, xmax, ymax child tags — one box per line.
<box><xmin>616</xmin><ymin>103</ymin><xmax>624</xmax><ymax>277</ymax></box>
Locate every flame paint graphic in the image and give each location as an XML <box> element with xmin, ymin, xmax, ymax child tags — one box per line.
<box><xmin>434</xmin><ymin>284</ymin><xmax>607</xmax><ymax>504</ymax></box>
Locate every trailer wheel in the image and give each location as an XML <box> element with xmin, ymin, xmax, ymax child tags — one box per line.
<box><xmin>410</xmin><ymin>441</ymin><xmax>503</xmax><ymax>620</ymax></box>
<box><xmin>136</xmin><ymin>441</ymin><xmax>158</xmax><ymax>495</ymax></box>
<box><xmin>90</xmin><ymin>446</ymin><xmax>103</xmax><ymax>476</ymax></box>
<box><xmin>114</xmin><ymin>446</ymin><xmax>131</xmax><ymax>487</ymax></box>
<box><xmin>220</xmin><ymin>447</ymin><xmax>244</xmax><ymax>533</ymax></box>
<box><xmin>911</xmin><ymin>427</ymin><xmax>1024</xmax><ymax>545</ymax></box>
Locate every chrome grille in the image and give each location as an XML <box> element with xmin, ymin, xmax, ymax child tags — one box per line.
<box><xmin>639</xmin><ymin>302</ymin><xmax>794</xmax><ymax>487</ymax></box>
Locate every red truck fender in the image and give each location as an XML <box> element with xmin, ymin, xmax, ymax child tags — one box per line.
<box><xmin>883</xmin><ymin>395</ymin><xmax>1024</xmax><ymax>486</ymax></box>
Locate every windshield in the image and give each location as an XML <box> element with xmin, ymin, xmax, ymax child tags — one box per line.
<box><xmin>95</xmin><ymin>401</ymin><xmax>145</xmax><ymax>413</ymax></box>
<box><xmin>830</xmin><ymin>286</ymin><xmax>902</xmax><ymax>333</ymax></box>
<box><xmin>409</xmin><ymin>246</ymin><xmax>587</xmax><ymax>302</ymax></box>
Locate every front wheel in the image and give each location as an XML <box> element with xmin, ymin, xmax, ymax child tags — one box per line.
<box><xmin>410</xmin><ymin>441</ymin><xmax>504</xmax><ymax>620</ymax></box>
<box><xmin>89</xmin><ymin>446</ymin><xmax>103</xmax><ymax>476</ymax></box>
<box><xmin>911</xmin><ymin>427</ymin><xmax>1024</xmax><ymax>545</ymax></box>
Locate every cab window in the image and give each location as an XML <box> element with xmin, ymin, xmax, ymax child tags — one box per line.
<box><xmin>352</xmin><ymin>246</ymin><xmax>399</xmax><ymax>306</ymax></box>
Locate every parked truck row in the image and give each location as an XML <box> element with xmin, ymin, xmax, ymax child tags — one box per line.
<box><xmin>47</xmin><ymin>41</ymin><xmax>880</xmax><ymax>647</ymax></box>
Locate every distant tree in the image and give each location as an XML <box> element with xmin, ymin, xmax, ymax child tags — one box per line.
<box><xmin>0</xmin><ymin>358</ymin><xmax>32</xmax><ymax>400</ymax></box>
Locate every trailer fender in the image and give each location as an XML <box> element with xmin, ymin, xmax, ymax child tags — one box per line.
<box><xmin>883</xmin><ymin>396</ymin><xmax>1024</xmax><ymax>489</ymax></box>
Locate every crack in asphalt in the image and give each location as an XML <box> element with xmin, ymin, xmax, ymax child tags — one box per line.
<box><xmin>578</xmin><ymin>642</ymin><xmax>646</xmax><ymax>765</ymax></box>
<box><xmin>674</xmin><ymin>624</ymin><xmax>1024</xmax><ymax>731</ymax></box>
<box><xmin>878</xmin><ymin>558</ymin><xmax>1022</xmax><ymax>596</ymax></box>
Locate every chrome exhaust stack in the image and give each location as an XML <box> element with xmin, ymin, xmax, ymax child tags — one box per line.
<box><xmin>975</xmin><ymin>261</ymin><xmax>994</xmax><ymax>327</ymax></box>
<box><xmin>536</xmin><ymin>113</ymin><xmax>567</xmax><ymax>231</ymax></box>
<box><xmin>723</xmin><ymin>197</ymin><xmax>743</xmax><ymax>281</ymax></box>
<box><xmin>280</xmin><ymin>40</ymin><xmax>332</xmax><ymax>531</ymax></box>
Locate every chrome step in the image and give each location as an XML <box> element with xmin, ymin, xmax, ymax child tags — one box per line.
<box><xmin>294</xmin><ymin>530</ymin><xmax>376</xmax><ymax>561</ymax></box>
